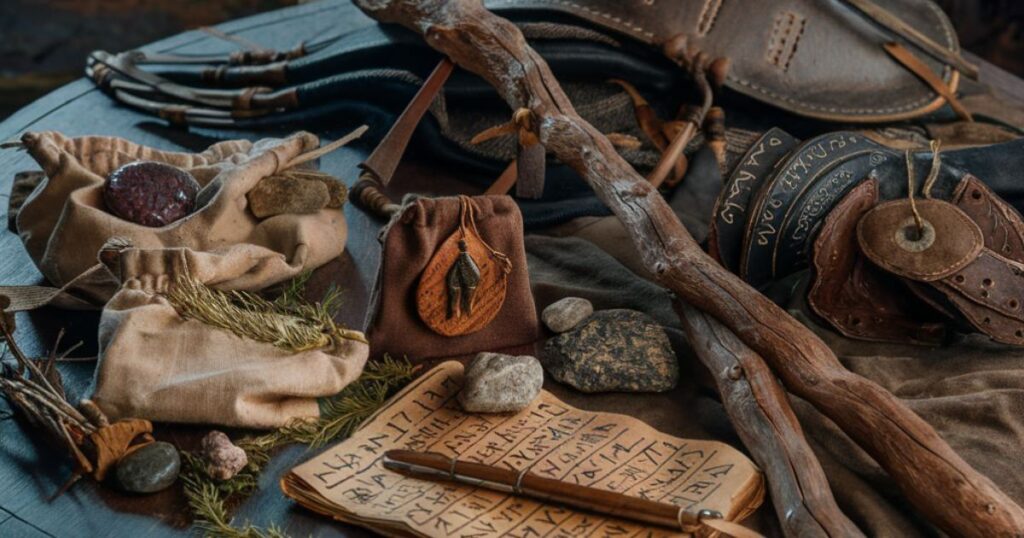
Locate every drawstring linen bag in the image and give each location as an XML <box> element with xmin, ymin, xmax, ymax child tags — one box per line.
<box><xmin>5</xmin><ymin>129</ymin><xmax>370</xmax><ymax>428</ymax></box>
<box><xmin>13</xmin><ymin>130</ymin><xmax>351</xmax><ymax>306</ymax></box>
<box><xmin>94</xmin><ymin>243</ymin><xmax>369</xmax><ymax>428</ymax></box>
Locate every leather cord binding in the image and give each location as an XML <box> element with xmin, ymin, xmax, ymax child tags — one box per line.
<box><xmin>470</xmin><ymin>108</ymin><xmax>546</xmax><ymax>199</ymax></box>
<box><xmin>649</xmin><ymin>33</ymin><xmax>729</xmax><ymax>188</ymax></box>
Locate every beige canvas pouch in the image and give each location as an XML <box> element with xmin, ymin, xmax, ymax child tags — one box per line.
<box><xmin>2</xmin><ymin>130</ymin><xmax>369</xmax><ymax>428</ymax></box>
<box><xmin>92</xmin><ymin>243</ymin><xmax>369</xmax><ymax>428</ymax></box>
<box><xmin>13</xmin><ymin>130</ymin><xmax>347</xmax><ymax>306</ymax></box>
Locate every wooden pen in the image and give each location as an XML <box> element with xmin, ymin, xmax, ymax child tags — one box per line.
<box><xmin>382</xmin><ymin>449</ymin><xmax>758</xmax><ymax>536</ymax></box>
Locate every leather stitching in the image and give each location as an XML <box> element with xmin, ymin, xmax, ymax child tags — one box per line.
<box><xmin>494</xmin><ymin>0</ymin><xmax>654</xmax><ymax>39</ymax></box>
<box><xmin>697</xmin><ymin>0</ymin><xmax>724</xmax><ymax>37</ymax></box>
<box><xmin>765</xmin><ymin>11</ymin><xmax>805</xmax><ymax>73</ymax></box>
<box><xmin>496</xmin><ymin>0</ymin><xmax>958</xmax><ymax>116</ymax></box>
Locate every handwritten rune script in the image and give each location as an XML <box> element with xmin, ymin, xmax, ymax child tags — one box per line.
<box><xmin>284</xmin><ymin>361</ymin><xmax>763</xmax><ymax>537</ymax></box>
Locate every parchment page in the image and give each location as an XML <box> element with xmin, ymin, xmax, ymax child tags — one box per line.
<box><xmin>287</xmin><ymin>361</ymin><xmax>763</xmax><ymax>537</ymax></box>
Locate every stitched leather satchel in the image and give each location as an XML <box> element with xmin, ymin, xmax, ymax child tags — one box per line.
<box><xmin>87</xmin><ymin>0</ymin><xmax>970</xmax><ymax>125</ymax></box>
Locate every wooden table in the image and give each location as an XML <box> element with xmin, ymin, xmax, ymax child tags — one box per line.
<box><xmin>0</xmin><ymin>2</ymin><xmax>461</xmax><ymax>536</ymax></box>
<box><xmin>4</xmin><ymin>1</ymin><xmax>1024</xmax><ymax>536</ymax></box>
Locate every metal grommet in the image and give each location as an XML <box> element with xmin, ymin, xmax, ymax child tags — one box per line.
<box><xmin>894</xmin><ymin>216</ymin><xmax>936</xmax><ymax>253</ymax></box>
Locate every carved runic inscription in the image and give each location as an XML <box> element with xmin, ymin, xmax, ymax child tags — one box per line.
<box><xmin>284</xmin><ymin>362</ymin><xmax>765</xmax><ymax>537</ymax></box>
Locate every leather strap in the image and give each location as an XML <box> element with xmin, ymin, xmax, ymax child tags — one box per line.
<box><xmin>938</xmin><ymin>250</ymin><xmax>1024</xmax><ymax>320</ymax></box>
<box><xmin>709</xmin><ymin>128</ymin><xmax>799</xmax><ymax>272</ymax></box>
<box><xmin>484</xmin><ymin>161</ymin><xmax>519</xmax><ymax>196</ymax></box>
<box><xmin>884</xmin><ymin>41</ymin><xmax>972</xmax><ymax>121</ymax></box>
<box><xmin>359</xmin><ymin>57</ymin><xmax>454</xmax><ymax>187</ymax></box>
<box><xmin>951</xmin><ymin>175</ymin><xmax>1024</xmax><ymax>261</ymax></box>
<box><xmin>845</xmin><ymin>0</ymin><xmax>978</xmax><ymax>79</ymax></box>
<box><xmin>741</xmin><ymin>132</ymin><xmax>879</xmax><ymax>287</ymax></box>
<box><xmin>89</xmin><ymin>52</ymin><xmax>300</xmax><ymax>113</ymax></box>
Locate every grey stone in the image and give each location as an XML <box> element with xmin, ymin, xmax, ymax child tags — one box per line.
<box><xmin>542</xmin><ymin>297</ymin><xmax>594</xmax><ymax>333</ymax></box>
<box><xmin>543</xmin><ymin>309</ymin><xmax>678</xmax><ymax>393</ymax></box>
<box><xmin>459</xmin><ymin>353</ymin><xmax>543</xmax><ymax>413</ymax></box>
<box><xmin>113</xmin><ymin>441</ymin><xmax>181</xmax><ymax>494</ymax></box>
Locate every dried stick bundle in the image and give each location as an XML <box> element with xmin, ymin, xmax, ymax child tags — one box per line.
<box><xmin>0</xmin><ymin>295</ymin><xmax>154</xmax><ymax>497</ymax></box>
<box><xmin>350</xmin><ymin>1</ymin><xmax>1024</xmax><ymax>535</ymax></box>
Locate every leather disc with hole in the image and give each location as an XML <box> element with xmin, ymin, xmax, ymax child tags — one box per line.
<box><xmin>416</xmin><ymin>227</ymin><xmax>508</xmax><ymax>337</ymax></box>
<box><xmin>856</xmin><ymin>198</ymin><xmax>983</xmax><ymax>282</ymax></box>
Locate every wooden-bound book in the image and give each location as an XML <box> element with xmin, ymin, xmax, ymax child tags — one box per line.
<box><xmin>281</xmin><ymin>361</ymin><xmax>764</xmax><ymax>537</ymax></box>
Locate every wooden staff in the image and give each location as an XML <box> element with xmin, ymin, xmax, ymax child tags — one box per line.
<box><xmin>677</xmin><ymin>303</ymin><xmax>861</xmax><ymax>537</ymax></box>
<box><xmin>351</xmin><ymin>1</ymin><xmax>1024</xmax><ymax>535</ymax></box>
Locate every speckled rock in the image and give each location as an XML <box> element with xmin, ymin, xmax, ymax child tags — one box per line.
<box><xmin>543</xmin><ymin>309</ymin><xmax>678</xmax><ymax>393</ymax></box>
<box><xmin>104</xmin><ymin>161</ymin><xmax>199</xmax><ymax>227</ymax></box>
<box><xmin>113</xmin><ymin>441</ymin><xmax>181</xmax><ymax>493</ymax></box>
<box><xmin>246</xmin><ymin>173</ymin><xmax>329</xmax><ymax>218</ymax></box>
<box><xmin>201</xmin><ymin>430</ymin><xmax>248</xmax><ymax>481</ymax></box>
<box><xmin>542</xmin><ymin>297</ymin><xmax>594</xmax><ymax>333</ymax></box>
<box><xmin>458</xmin><ymin>353</ymin><xmax>543</xmax><ymax>413</ymax></box>
<box><xmin>318</xmin><ymin>176</ymin><xmax>349</xmax><ymax>208</ymax></box>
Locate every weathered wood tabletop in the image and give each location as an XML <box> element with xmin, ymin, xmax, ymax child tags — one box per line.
<box><xmin>4</xmin><ymin>1</ymin><xmax>1024</xmax><ymax>537</ymax></box>
<box><xmin>0</xmin><ymin>2</ymin><xmax>466</xmax><ymax>536</ymax></box>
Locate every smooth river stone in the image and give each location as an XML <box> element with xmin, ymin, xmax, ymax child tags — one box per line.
<box><xmin>113</xmin><ymin>441</ymin><xmax>181</xmax><ymax>494</ymax></box>
<box><xmin>104</xmin><ymin>161</ymin><xmax>199</xmax><ymax>227</ymax></box>
<box><xmin>458</xmin><ymin>352</ymin><xmax>543</xmax><ymax>413</ymax></box>
<box><xmin>543</xmin><ymin>309</ymin><xmax>678</xmax><ymax>393</ymax></box>
<box><xmin>541</xmin><ymin>297</ymin><xmax>594</xmax><ymax>333</ymax></box>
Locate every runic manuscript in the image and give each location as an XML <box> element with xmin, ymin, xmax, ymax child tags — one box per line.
<box><xmin>281</xmin><ymin>361</ymin><xmax>764</xmax><ymax>537</ymax></box>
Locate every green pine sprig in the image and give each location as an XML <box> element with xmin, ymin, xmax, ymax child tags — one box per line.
<box><xmin>175</xmin><ymin>272</ymin><xmax>415</xmax><ymax>537</ymax></box>
<box><xmin>180</xmin><ymin>356</ymin><xmax>416</xmax><ymax>538</ymax></box>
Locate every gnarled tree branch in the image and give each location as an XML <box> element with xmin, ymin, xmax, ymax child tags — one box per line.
<box><xmin>353</xmin><ymin>1</ymin><xmax>1024</xmax><ymax>535</ymax></box>
<box><xmin>678</xmin><ymin>303</ymin><xmax>860</xmax><ymax>537</ymax></box>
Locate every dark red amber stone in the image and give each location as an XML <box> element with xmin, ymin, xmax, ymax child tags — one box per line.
<box><xmin>103</xmin><ymin>161</ymin><xmax>200</xmax><ymax>227</ymax></box>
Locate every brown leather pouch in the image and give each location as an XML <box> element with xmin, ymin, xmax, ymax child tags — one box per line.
<box><xmin>857</xmin><ymin>183</ymin><xmax>1024</xmax><ymax>345</ymax></box>
<box><xmin>808</xmin><ymin>178</ymin><xmax>945</xmax><ymax>345</ymax></box>
<box><xmin>365</xmin><ymin>195</ymin><xmax>540</xmax><ymax>362</ymax></box>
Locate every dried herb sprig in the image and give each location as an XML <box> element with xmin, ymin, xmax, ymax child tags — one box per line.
<box><xmin>180</xmin><ymin>355</ymin><xmax>416</xmax><ymax>538</ymax></box>
<box><xmin>165</xmin><ymin>275</ymin><xmax>365</xmax><ymax>353</ymax></box>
